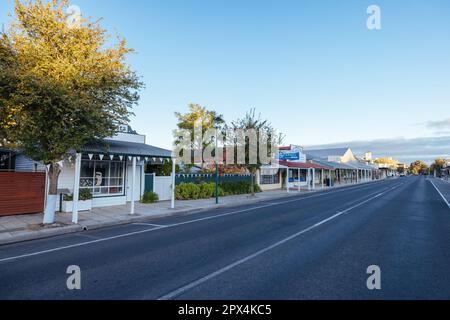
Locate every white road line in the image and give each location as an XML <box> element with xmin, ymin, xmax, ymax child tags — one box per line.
<box><xmin>429</xmin><ymin>180</ymin><xmax>450</xmax><ymax>209</ymax></box>
<box><xmin>157</xmin><ymin>183</ymin><xmax>403</xmax><ymax>300</ymax></box>
<box><xmin>0</xmin><ymin>179</ymin><xmax>397</xmax><ymax>263</ymax></box>
<box><xmin>0</xmin><ymin>226</ymin><xmax>167</xmax><ymax>263</ymax></box>
<box><xmin>132</xmin><ymin>223</ymin><xmax>167</xmax><ymax>227</ymax></box>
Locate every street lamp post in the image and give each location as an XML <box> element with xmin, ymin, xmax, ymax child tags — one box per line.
<box><xmin>215</xmin><ymin>130</ymin><xmax>219</xmax><ymax>204</ymax></box>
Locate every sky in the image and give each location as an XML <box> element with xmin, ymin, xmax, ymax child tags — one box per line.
<box><xmin>1</xmin><ymin>0</ymin><xmax>450</xmax><ymax>163</ymax></box>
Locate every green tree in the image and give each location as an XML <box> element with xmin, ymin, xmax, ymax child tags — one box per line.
<box><xmin>430</xmin><ymin>158</ymin><xmax>447</xmax><ymax>176</ymax></box>
<box><xmin>173</xmin><ymin>103</ymin><xmax>225</xmax><ymax>168</ymax></box>
<box><xmin>409</xmin><ymin>160</ymin><xmax>429</xmax><ymax>175</ymax></box>
<box><xmin>229</xmin><ymin>108</ymin><xmax>283</xmax><ymax>195</ymax></box>
<box><xmin>146</xmin><ymin>160</ymin><xmax>180</xmax><ymax>176</ymax></box>
<box><xmin>0</xmin><ymin>0</ymin><xmax>142</xmax><ymax>223</ymax></box>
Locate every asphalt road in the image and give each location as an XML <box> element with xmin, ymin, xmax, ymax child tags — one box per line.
<box><xmin>1</xmin><ymin>176</ymin><xmax>449</xmax><ymax>300</ymax></box>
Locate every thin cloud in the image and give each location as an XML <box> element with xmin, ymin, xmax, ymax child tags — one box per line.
<box><xmin>426</xmin><ymin>118</ymin><xmax>450</xmax><ymax>130</ymax></box>
<box><xmin>306</xmin><ymin>136</ymin><xmax>450</xmax><ymax>165</ymax></box>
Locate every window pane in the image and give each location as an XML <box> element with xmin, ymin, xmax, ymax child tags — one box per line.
<box><xmin>94</xmin><ymin>162</ymin><xmax>109</xmax><ymax>187</ymax></box>
<box><xmin>110</xmin><ymin>161</ymin><xmax>124</xmax><ymax>177</ymax></box>
<box><xmin>109</xmin><ymin>178</ymin><xmax>123</xmax><ymax>186</ymax></box>
<box><xmin>80</xmin><ymin>160</ymin><xmax>94</xmax><ymax>178</ymax></box>
<box><xmin>109</xmin><ymin>187</ymin><xmax>123</xmax><ymax>195</ymax></box>
<box><xmin>80</xmin><ymin>178</ymin><xmax>94</xmax><ymax>187</ymax></box>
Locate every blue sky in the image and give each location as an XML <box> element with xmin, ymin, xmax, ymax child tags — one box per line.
<box><xmin>1</xmin><ymin>0</ymin><xmax>450</xmax><ymax>162</ymax></box>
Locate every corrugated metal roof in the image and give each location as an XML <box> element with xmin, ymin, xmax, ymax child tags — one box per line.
<box><xmin>278</xmin><ymin>160</ymin><xmax>331</xmax><ymax>170</ymax></box>
<box><xmin>310</xmin><ymin>159</ymin><xmax>356</xmax><ymax>170</ymax></box>
<box><xmin>305</xmin><ymin>148</ymin><xmax>350</xmax><ymax>159</ymax></box>
<box><xmin>345</xmin><ymin>161</ymin><xmax>377</xmax><ymax>170</ymax></box>
<box><xmin>80</xmin><ymin>140</ymin><xmax>172</xmax><ymax>158</ymax></box>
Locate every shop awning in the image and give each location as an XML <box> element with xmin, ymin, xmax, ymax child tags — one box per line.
<box><xmin>278</xmin><ymin>160</ymin><xmax>331</xmax><ymax>170</ymax></box>
<box><xmin>80</xmin><ymin>139</ymin><xmax>172</xmax><ymax>158</ymax></box>
<box><xmin>310</xmin><ymin>159</ymin><xmax>356</xmax><ymax>170</ymax></box>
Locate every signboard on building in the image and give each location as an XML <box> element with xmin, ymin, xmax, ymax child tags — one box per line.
<box><xmin>278</xmin><ymin>146</ymin><xmax>306</xmax><ymax>163</ymax></box>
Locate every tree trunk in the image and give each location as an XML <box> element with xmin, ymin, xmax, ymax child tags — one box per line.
<box><xmin>43</xmin><ymin>162</ymin><xmax>62</xmax><ymax>224</ymax></box>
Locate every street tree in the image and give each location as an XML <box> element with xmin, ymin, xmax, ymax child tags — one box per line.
<box><xmin>229</xmin><ymin>108</ymin><xmax>283</xmax><ymax>195</ymax></box>
<box><xmin>174</xmin><ymin>103</ymin><xmax>225</xmax><ymax>168</ymax></box>
<box><xmin>409</xmin><ymin>160</ymin><xmax>429</xmax><ymax>175</ymax></box>
<box><xmin>0</xmin><ymin>0</ymin><xmax>143</xmax><ymax>223</ymax></box>
<box><xmin>430</xmin><ymin>158</ymin><xmax>447</xmax><ymax>176</ymax></box>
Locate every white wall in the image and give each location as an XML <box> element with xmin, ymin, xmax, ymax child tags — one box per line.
<box><xmin>106</xmin><ymin>132</ymin><xmax>145</xmax><ymax>144</ymax></box>
<box><xmin>15</xmin><ymin>155</ymin><xmax>46</xmax><ymax>172</ymax></box>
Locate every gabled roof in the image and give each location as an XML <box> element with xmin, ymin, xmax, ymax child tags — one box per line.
<box><xmin>81</xmin><ymin>140</ymin><xmax>172</xmax><ymax>158</ymax></box>
<box><xmin>304</xmin><ymin>148</ymin><xmax>350</xmax><ymax>160</ymax></box>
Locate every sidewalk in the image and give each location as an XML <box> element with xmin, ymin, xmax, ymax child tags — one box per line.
<box><xmin>0</xmin><ymin>180</ymin><xmax>379</xmax><ymax>246</ymax></box>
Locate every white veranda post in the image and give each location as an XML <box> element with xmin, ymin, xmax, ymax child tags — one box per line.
<box><xmin>71</xmin><ymin>153</ymin><xmax>82</xmax><ymax>224</ymax></box>
<box><xmin>171</xmin><ymin>158</ymin><xmax>176</xmax><ymax>209</ymax></box>
<box><xmin>130</xmin><ymin>156</ymin><xmax>137</xmax><ymax>215</ymax></box>
<box><xmin>286</xmin><ymin>168</ymin><xmax>290</xmax><ymax>193</ymax></box>
<box><xmin>298</xmin><ymin>169</ymin><xmax>301</xmax><ymax>192</ymax></box>
<box><xmin>312</xmin><ymin>168</ymin><xmax>316</xmax><ymax>190</ymax></box>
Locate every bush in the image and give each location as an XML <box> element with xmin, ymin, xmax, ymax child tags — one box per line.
<box><xmin>219</xmin><ymin>181</ymin><xmax>261</xmax><ymax>196</ymax></box>
<box><xmin>175</xmin><ymin>181</ymin><xmax>261</xmax><ymax>200</ymax></box>
<box><xmin>63</xmin><ymin>189</ymin><xmax>93</xmax><ymax>201</ymax></box>
<box><xmin>141</xmin><ymin>191</ymin><xmax>159</xmax><ymax>203</ymax></box>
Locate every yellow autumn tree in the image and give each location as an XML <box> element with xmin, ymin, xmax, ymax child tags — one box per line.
<box><xmin>0</xmin><ymin>0</ymin><xmax>143</xmax><ymax>223</ymax></box>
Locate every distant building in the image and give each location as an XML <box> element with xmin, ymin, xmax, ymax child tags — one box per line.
<box><xmin>304</xmin><ymin>147</ymin><xmax>357</xmax><ymax>163</ymax></box>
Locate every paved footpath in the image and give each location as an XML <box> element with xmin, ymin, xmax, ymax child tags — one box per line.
<box><xmin>0</xmin><ymin>176</ymin><xmax>449</xmax><ymax>300</ymax></box>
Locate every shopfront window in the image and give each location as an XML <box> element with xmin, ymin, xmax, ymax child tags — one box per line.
<box><xmin>80</xmin><ymin>157</ymin><xmax>125</xmax><ymax>197</ymax></box>
<box><xmin>260</xmin><ymin>169</ymin><xmax>280</xmax><ymax>185</ymax></box>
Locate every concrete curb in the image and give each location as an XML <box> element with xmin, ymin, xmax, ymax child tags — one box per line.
<box><xmin>0</xmin><ymin>180</ymin><xmax>384</xmax><ymax>246</ymax></box>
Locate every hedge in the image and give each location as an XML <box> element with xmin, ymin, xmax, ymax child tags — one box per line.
<box><xmin>175</xmin><ymin>181</ymin><xmax>261</xmax><ymax>200</ymax></box>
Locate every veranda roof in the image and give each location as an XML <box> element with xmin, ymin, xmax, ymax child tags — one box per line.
<box><xmin>80</xmin><ymin>139</ymin><xmax>172</xmax><ymax>158</ymax></box>
<box><xmin>278</xmin><ymin>160</ymin><xmax>331</xmax><ymax>170</ymax></box>
<box><xmin>309</xmin><ymin>159</ymin><xmax>356</xmax><ymax>170</ymax></box>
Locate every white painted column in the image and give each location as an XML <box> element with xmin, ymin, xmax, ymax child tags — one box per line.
<box><xmin>286</xmin><ymin>168</ymin><xmax>290</xmax><ymax>193</ymax></box>
<box><xmin>171</xmin><ymin>158</ymin><xmax>176</xmax><ymax>209</ymax></box>
<box><xmin>72</xmin><ymin>153</ymin><xmax>82</xmax><ymax>224</ymax></box>
<box><xmin>329</xmin><ymin>169</ymin><xmax>332</xmax><ymax>187</ymax></box>
<box><xmin>312</xmin><ymin>168</ymin><xmax>316</xmax><ymax>190</ymax></box>
<box><xmin>298</xmin><ymin>168</ymin><xmax>301</xmax><ymax>192</ymax></box>
<box><xmin>130</xmin><ymin>156</ymin><xmax>137</xmax><ymax>215</ymax></box>
<box><xmin>321</xmin><ymin>169</ymin><xmax>324</xmax><ymax>188</ymax></box>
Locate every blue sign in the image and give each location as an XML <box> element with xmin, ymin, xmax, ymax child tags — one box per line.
<box><xmin>278</xmin><ymin>148</ymin><xmax>306</xmax><ymax>162</ymax></box>
<box><xmin>279</xmin><ymin>151</ymin><xmax>300</xmax><ymax>161</ymax></box>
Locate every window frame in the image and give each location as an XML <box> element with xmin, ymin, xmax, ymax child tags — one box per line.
<box><xmin>80</xmin><ymin>156</ymin><xmax>126</xmax><ymax>198</ymax></box>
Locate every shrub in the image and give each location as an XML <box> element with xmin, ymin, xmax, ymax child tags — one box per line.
<box><xmin>175</xmin><ymin>181</ymin><xmax>261</xmax><ymax>200</ymax></box>
<box><xmin>219</xmin><ymin>181</ymin><xmax>261</xmax><ymax>196</ymax></box>
<box><xmin>63</xmin><ymin>189</ymin><xmax>93</xmax><ymax>201</ymax></box>
<box><xmin>141</xmin><ymin>191</ymin><xmax>159</xmax><ymax>203</ymax></box>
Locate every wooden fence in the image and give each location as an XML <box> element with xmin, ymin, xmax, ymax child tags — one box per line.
<box><xmin>0</xmin><ymin>172</ymin><xmax>46</xmax><ymax>216</ymax></box>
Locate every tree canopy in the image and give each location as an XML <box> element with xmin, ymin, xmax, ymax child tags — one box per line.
<box><xmin>409</xmin><ymin>160</ymin><xmax>429</xmax><ymax>175</ymax></box>
<box><xmin>0</xmin><ymin>0</ymin><xmax>142</xmax><ymax>162</ymax></box>
<box><xmin>0</xmin><ymin>0</ymin><xmax>143</xmax><ymax>222</ymax></box>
